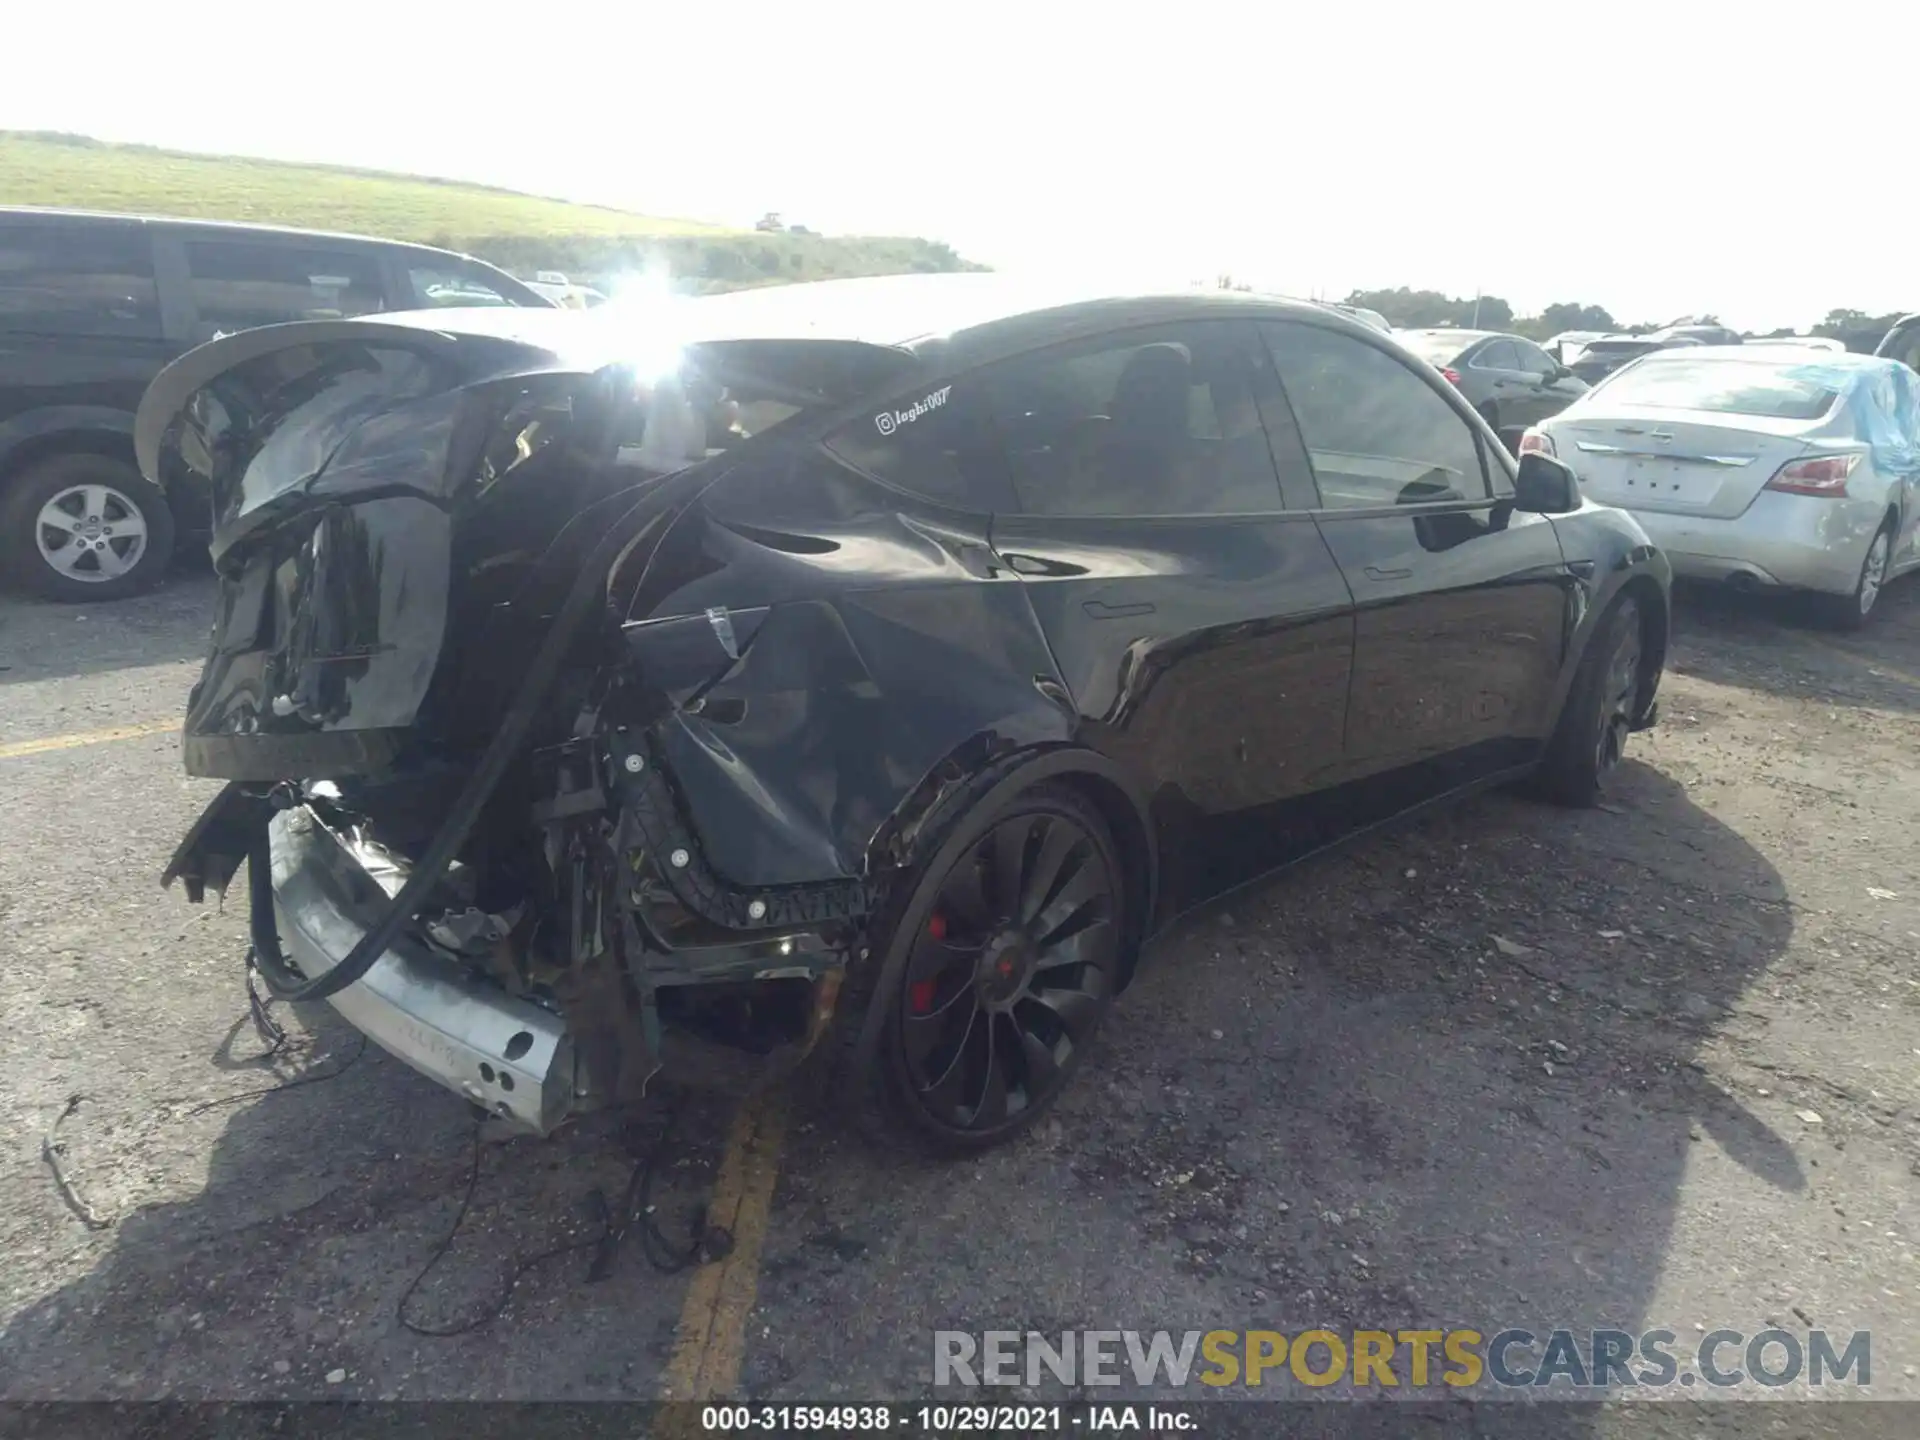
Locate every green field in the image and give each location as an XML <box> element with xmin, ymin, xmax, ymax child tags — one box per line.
<box><xmin>0</xmin><ymin>131</ymin><xmax>723</xmax><ymax>240</ymax></box>
<box><xmin>0</xmin><ymin>132</ymin><xmax>978</xmax><ymax>289</ymax></box>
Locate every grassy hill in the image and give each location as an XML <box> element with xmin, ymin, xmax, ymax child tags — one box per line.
<box><xmin>0</xmin><ymin>132</ymin><xmax>980</xmax><ymax>291</ymax></box>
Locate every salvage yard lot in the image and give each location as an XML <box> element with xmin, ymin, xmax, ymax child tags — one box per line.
<box><xmin>4</xmin><ymin>572</ymin><xmax>1920</xmax><ymax>1418</ymax></box>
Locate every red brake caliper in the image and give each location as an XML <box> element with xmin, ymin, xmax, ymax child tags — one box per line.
<box><xmin>910</xmin><ymin>913</ymin><xmax>948</xmax><ymax>1014</ymax></box>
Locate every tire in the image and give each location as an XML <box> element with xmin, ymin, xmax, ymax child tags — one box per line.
<box><xmin>0</xmin><ymin>452</ymin><xmax>176</xmax><ymax>602</ymax></box>
<box><xmin>1532</xmin><ymin>594</ymin><xmax>1643</xmax><ymax>808</ymax></box>
<box><xmin>1811</xmin><ymin>520</ymin><xmax>1893</xmax><ymax>632</ymax></box>
<box><xmin>836</xmin><ymin>783</ymin><xmax>1125</xmax><ymax>1156</ymax></box>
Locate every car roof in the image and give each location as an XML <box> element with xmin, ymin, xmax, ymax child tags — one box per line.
<box><xmin>0</xmin><ymin>204</ymin><xmax>486</xmax><ymax>260</ymax></box>
<box><xmin>663</xmin><ymin>272</ymin><xmax>1346</xmax><ymax>352</ymax></box>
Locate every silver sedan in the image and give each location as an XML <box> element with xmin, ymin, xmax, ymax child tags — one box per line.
<box><xmin>1525</xmin><ymin>347</ymin><xmax>1920</xmax><ymax>628</ymax></box>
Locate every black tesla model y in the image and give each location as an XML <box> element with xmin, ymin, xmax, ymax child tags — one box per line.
<box><xmin>150</xmin><ymin>275</ymin><xmax>1668</xmax><ymax>1153</ymax></box>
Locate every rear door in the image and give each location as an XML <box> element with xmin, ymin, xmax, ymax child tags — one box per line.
<box><xmin>0</xmin><ymin>215</ymin><xmax>175</xmax><ymax>430</ymax></box>
<box><xmin>980</xmin><ymin>319</ymin><xmax>1357</xmax><ymax>908</ymax></box>
<box><xmin>1263</xmin><ymin>318</ymin><xmax>1571</xmax><ymax>806</ymax></box>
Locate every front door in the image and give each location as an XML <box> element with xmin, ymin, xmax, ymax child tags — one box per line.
<box><xmin>978</xmin><ymin>319</ymin><xmax>1356</xmax><ymax>914</ymax></box>
<box><xmin>1262</xmin><ymin>319</ymin><xmax>1572</xmax><ymax>815</ymax></box>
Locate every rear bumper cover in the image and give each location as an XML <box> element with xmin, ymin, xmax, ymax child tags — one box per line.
<box><xmin>1626</xmin><ymin>493</ymin><xmax>1881</xmax><ymax>595</ymax></box>
<box><xmin>267</xmin><ymin>807</ymin><xmax>580</xmax><ymax>1133</ymax></box>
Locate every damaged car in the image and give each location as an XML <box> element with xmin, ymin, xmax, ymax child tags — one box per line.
<box><xmin>148</xmin><ymin>277</ymin><xmax>1669</xmax><ymax>1154</ymax></box>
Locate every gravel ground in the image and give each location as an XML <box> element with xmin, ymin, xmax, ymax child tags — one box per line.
<box><xmin>4</xmin><ymin>569</ymin><xmax>1920</xmax><ymax>1426</ymax></box>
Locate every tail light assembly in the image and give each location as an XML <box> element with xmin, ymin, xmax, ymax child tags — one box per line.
<box><xmin>1765</xmin><ymin>453</ymin><xmax>1860</xmax><ymax>497</ymax></box>
<box><xmin>1439</xmin><ymin>367</ymin><xmax>1462</xmax><ymax>386</ymax></box>
<box><xmin>1518</xmin><ymin>428</ymin><xmax>1555</xmax><ymax>457</ymax></box>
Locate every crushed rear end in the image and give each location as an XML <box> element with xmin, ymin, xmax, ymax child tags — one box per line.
<box><xmin>147</xmin><ymin>308</ymin><xmax>932</xmax><ymax>1132</ymax></box>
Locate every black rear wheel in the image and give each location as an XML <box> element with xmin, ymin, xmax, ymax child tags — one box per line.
<box><xmin>853</xmin><ymin>785</ymin><xmax>1123</xmax><ymax>1154</ymax></box>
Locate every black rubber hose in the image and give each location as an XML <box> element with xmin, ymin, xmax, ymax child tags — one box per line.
<box><xmin>246</xmin><ymin>491</ymin><xmax>680</xmax><ymax>1003</ymax></box>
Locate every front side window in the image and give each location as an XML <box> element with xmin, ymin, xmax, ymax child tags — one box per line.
<box><xmin>408</xmin><ymin>262</ymin><xmax>517</xmax><ymax>309</ymax></box>
<box><xmin>981</xmin><ymin>322</ymin><xmax>1283</xmax><ymax>517</ymax></box>
<box><xmin>1264</xmin><ymin>321</ymin><xmax>1488</xmax><ymax>508</ymax></box>
<box><xmin>0</xmin><ymin>220</ymin><xmax>159</xmax><ymax>339</ymax></box>
<box><xmin>185</xmin><ymin>240</ymin><xmax>387</xmax><ymax>340</ymax></box>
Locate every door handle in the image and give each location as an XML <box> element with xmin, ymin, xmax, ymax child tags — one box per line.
<box><xmin>1363</xmin><ymin>565</ymin><xmax>1413</xmax><ymax>582</ymax></box>
<box><xmin>1083</xmin><ymin>600</ymin><xmax>1156</xmax><ymax>619</ymax></box>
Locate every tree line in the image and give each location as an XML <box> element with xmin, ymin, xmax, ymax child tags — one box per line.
<box><xmin>1340</xmin><ymin>287</ymin><xmax>1909</xmax><ymax>353</ymax></box>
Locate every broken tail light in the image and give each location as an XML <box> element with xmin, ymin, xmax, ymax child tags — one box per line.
<box><xmin>1518</xmin><ymin>428</ymin><xmax>1554</xmax><ymax>457</ymax></box>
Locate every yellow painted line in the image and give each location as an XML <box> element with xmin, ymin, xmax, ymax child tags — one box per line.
<box><xmin>660</xmin><ymin>1089</ymin><xmax>790</xmax><ymax>1410</ymax></box>
<box><xmin>0</xmin><ymin>721</ymin><xmax>176</xmax><ymax>760</ymax></box>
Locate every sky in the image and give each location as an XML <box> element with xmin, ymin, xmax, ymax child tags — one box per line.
<box><xmin>4</xmin><ymin>2</ymin><xmax>1913</xmax><ymax>332</ymax></box>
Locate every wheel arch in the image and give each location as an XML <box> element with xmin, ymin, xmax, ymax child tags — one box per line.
<box><xmin>1614</xmin><ymin>571</ymin><xmax>1669</xmax><ymax>719</ymax></box>
<box><xmin>892</xmin><ymin>743</ymin><xmax>1157</xmax><ymax>985</ymax></box>
<box><xmin>0</xmin><ymin>409</ymin><xmax>140</xmax><ymax>494</ymax></box>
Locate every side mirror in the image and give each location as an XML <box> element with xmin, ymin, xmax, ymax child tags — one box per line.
<box><xmin>1513</xmin><ymin>453</ymin><xmax>1580</xmax><ymax>513</ymax></box>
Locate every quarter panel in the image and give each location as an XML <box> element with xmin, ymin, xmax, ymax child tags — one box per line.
<box><xmin>630</xmin><ymin>448</ymin><xmax>1074</xmax><ymax>888</ymax></box>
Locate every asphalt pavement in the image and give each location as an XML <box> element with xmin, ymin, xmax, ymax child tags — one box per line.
<box><xmin>5</xmin><ymin>568</ymin><xmax>1920</xmax><ymax>1430</ymax></box>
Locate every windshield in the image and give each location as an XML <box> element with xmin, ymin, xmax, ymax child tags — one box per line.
<box><xmin>1400</xmin><ymin>332</ymin><xmax>1470</xmax><ymax>365</ymax></box>
<box><xmin>1582</xmin><ymin>339</ymin><xmax>1654</xmax><ymax>357</ymax></box>
<box><xmin>1598</xmin><ymin>359</ymin><xmax>1840</xmax><ymax>420</ymax></box>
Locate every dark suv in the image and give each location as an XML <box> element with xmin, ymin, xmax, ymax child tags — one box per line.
<box><xmin>0</xmin><ymin>207</ymin><xmax>548</xmax><ymax>601</ymax></box>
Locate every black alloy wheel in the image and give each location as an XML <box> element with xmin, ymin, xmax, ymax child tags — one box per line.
<box><xmin>887</xmin><ymin>791</ymin><xmax>1121</xmax><ymax>1149</ymax></box>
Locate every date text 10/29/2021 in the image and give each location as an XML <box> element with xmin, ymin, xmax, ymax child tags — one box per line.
<box><xmin>698</xmin><ymin>1406</ymin><xmax>1193</xmax><ymax>1432</ymax></box>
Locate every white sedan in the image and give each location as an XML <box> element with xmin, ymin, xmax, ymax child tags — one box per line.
<box><xmin>1523</xmin><ymin>346</ymin><xmax>1920</xmax><ymax>627</ymax></box>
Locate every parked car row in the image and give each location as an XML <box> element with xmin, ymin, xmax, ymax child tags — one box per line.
<box><xmin>0</xmin><ymin>206</ymin><xmax>552</xmax><ymax>600</ymax></box>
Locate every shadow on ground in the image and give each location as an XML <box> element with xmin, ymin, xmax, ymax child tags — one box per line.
<box><xmin>1666</xmin><ymin>574</ymin><xmax>1920</xmax><ymax>716</ymax></box>
<box><xmin>755</xmin><ymin>759</ymin><xmax>1799</xmax><ymax>1424</ymax></box>
<box><xmin>3</xmin><ymin>979</ymin><xmax>726</xmax><ymax>1401</ymax></box>
<box><xmin>4</xmin><ymin>758</ymin><xmax>1798</xmax><ymax>1419</ymax></box>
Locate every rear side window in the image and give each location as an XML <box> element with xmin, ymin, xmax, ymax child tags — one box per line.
<box><xmin>407</xmin><ymin>262</ymin><xmax>518</xmax><ymax>309</ymax></box>
<box><xmin>823</xmin><ymin>380</ymin><xmax>1004</xmax><ymax>509</ymax></box>
<box><xmin>1264</xmin><ymin>320</ymin><xmax>1489</xmax><ymax>507</ymax></box>
<box><xmin>980</xmin><ymin>321</ymin><xmax>1284</xmax><ymax>517</ymax></box>
<box><xmin>184</xmin><ymin>239</ymin><xmax>387</xmax><ymax>340</ymax></box>
<box><xmin>1474</xmin><ymin>340</ymin><xmax>1520</xmax><ymax>370</ymax></box>
<box><xmin>0</xmin><ymin>221</ymin><xmax>160</xmax><ymax>339</ymax></box>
